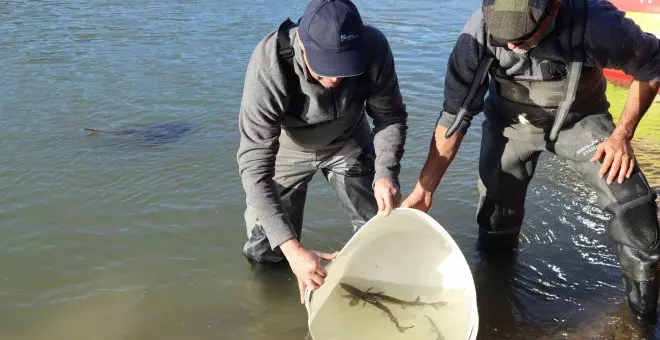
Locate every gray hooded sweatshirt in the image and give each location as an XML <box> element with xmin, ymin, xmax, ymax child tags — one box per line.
<box><xmin>237</xmin><ymin>25</ymin><xmax>408</xmax><ymax>249</ymax></box>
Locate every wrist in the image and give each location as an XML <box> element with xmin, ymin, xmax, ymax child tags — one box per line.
<box><xmin>374</xmin><ymin>176</ymin><xmax>400</xmax><ymax>189</ymax></box>
<box><xmin>414</xmin><ymin>182</ymin><xmax>434</xmax><ymax>197</ymax></box>
<box><xmin>279</xmin><ymin>238</ymin><xmax>302</xmax><ymax>256</ymax></box>
<box><xmin>611</xmin><ymin>127</ymin><xmax>633</xmax><ymax>141</ymax></box>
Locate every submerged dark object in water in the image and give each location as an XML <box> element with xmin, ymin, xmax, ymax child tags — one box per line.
<box><xmin>83</xmin><ymin>122</ymin><xmax>193</xmax><ymax>147</ymax></box>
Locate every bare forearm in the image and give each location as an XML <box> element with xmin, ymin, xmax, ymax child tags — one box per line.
<box><xmin>612</xmin><ymin>80</ymin><xmax>660</xmax><ymax>140</ymax></box>
<box><xmin>413</xmin><ymin>125</ymin><xmax>464</xmax><ymax>194</ymax></box>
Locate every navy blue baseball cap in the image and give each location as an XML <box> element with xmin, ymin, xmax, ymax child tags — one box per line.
<box><xmin>298</xmin><ymin>0</ymin><xmax>366</xmax><ymax>78</ymax></box>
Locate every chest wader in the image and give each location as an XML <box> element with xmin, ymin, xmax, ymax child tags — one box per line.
<box><xmin>451</xmin><ymin>0</ymin><xmax>660</xmax><ymax>320</ymax></box>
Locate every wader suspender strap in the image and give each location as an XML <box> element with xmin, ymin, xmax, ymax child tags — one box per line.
<box><xmin>549</xmin><ymin>0</ymin><xmax>587</xmax><ymax>141</ymax></box>
<box><xmin>277</xmin><ymin>18</ymin><xmax>297</xmax><ymax>69</ymax></box>
<box><xmin>276</xmin><ymin>18</ymin><xmax>302</xmax><ymax>112</ymax></box>
<box><xmin>445</xmin><ymin>56</ymin><xmax>494</xmax><ymax>138</ymax></box>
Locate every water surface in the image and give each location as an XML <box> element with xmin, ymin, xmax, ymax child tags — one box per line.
<box><xmin>1</xmin><ymin>0</ymin><xmax>659</xmax><ymax>339</ymax></box>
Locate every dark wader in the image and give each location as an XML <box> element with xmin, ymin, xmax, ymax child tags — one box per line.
<box><xmin>242</xmin><ymin>18</ymin><xmax>379</xmax><ymax>263</ymax></box>
<box><xmin>451</xmin><ymin>0</ymin><xmax>660</xmax><ymax>320</ymax></box>
<box><xmin>478</xmin><ymin>106</ymin><xmax>660</xmax><ymax>319</ymax></box>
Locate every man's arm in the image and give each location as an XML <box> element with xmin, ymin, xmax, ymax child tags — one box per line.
<box><xmin>402</xmin><ymin>125</ymin><xmax>464</xmax><ymax>211</ymax></box>
<box><xmin>403</xmin><ymin>10</ymin><xmax>490</xmax><ymax>211</ymax></box>
<box><xmin>237</xmin><ymin>38</ymin><xmax>295</xmax><ymax>250</ymax></box>
<box><xmin>591</xmin><ymin>80</ymin><xmax>660</xmax><ymax>184</ymax></box>
<box><xmin>437</xmin><ymin>10</ymin><xmax>491</xmax><ymax>136</ymax></box>
<box><xmin>363</xmin><ymin>27</ymin><xmax>408</xmax><ymax>187</ymax></box>
<box><xmin>613</xmin><ymin>81</ymin><xmax>660</xmax><ymax>141</ymax></box>
<box><xmin>584</xmin><ymin>3</ymin><xmax>660</xmax><ymax>184</ymax></box>
<box><xmin>363</xmin><ymin>27</ymin><xmax>408</xmax><ymax>214</ymax></box>
<box><xmin>585</xmin><ymin>2</ymin><xmax>660</xmax><ymax>83</ymax></box>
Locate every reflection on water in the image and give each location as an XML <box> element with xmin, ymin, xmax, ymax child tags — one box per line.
<box><xmin>548</xmin><ymin>302</ymin><xmax>658</xmax><ymax>340</ymax></box>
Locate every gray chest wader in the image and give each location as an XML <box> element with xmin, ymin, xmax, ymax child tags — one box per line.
<box><xmin>453</xmin><ymin>0</ymin><xmax>660</xmax><ymax>320</ymax></box>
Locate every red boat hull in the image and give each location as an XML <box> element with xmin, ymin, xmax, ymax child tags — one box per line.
<box><xmin>605</xmin><ymin>1</ymin><xmax>660</xmax><ymax>14</ymax></box>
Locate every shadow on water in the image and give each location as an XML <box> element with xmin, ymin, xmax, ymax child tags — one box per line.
<box><xmin>82</xmin><ymin>121</ymin><xmax>194</xmax><ymax>148</ymax></box>
<box><xmin>472</xmin><ymin>251</ymin><xmax>522</xmax><ymax>339</ymax></box>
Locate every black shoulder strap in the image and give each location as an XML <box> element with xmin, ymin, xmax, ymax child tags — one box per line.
<box><xmin>549</xmin><ymin>0</ymin><xmax>587</xmax><ymax>141</ymax></box>
<box><xmin>277</xmin><ymin>18</ymin><xmax>297</xmax><ymax>68</ymax></box>
<box><xmin>276</xmin><ymin>18</ymin><xmax>302</xmax><ymax>113</ymax></box>
<box><xmin>445</xmin><ymin>56</ymin><xmax>494</xmax><ymax>138</ymax></box>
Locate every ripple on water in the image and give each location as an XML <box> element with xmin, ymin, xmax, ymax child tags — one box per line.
<box><xmin>1</xmin><ymin>0</ymin><xmax>660</xmax><ymax>339</ymax></box>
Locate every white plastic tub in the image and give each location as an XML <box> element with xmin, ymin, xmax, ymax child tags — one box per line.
<box><xmin>305</xmin><ymin>208</ymin><xmax>478</xmax><ymax>340</ymax></box>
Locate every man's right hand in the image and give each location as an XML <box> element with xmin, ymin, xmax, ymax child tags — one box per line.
<box><xmin>280</xmin><ymin>239</ymin><xmax>338</xmax><ymax>304</ymax></box>
<box><xmin>401</xmin><ymin>187</ymin><xmax>433</xmax><ymax>213</ymax></box>
<box><xmin>400</xmin><ymin>125</ymin><xmax>462</xmax><ymax>214</ymax></box>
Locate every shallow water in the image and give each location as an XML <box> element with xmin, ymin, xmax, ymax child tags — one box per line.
<box><xmin>1</xmin><ymin>0</ymin><xmax>659</xmax><ymax>339</ymax></box>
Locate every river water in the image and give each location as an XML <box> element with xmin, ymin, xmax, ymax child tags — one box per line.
<box><xmin>1</xmin><ymin>0</ymin><xmax>659</xmax><ymax>339</ymax></box>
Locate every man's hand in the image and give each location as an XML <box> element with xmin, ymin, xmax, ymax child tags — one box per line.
<box><xmin>591</xmin><ymin>80</ymin><xmax>658</xmax><ymax>185</ymax></box>
<box><xmin>374</xmin><ymin>178</ymin><xmax>401</xmax><ymax>216</ymax></box>
<box><xmin>401</xmin><ymin>187</ymin><xmax>433</xmax><ymax>213</ymax></box>
<box><xmin>280</xmin><ymin>239</ymin><xmax>338</xmax><ymax>304</ymax></box>
<box><xmin>590</xmin><ymin>134</ymin><xmax>635</xmax><ymax>185</ymax></box>
<box><xmin>399</xmin><ymin>125</ymin><xmax>462</xmax><ymax>214</ymax></box>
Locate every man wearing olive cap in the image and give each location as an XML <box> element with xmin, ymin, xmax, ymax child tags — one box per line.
<box><xmin>402</xmin><ymin>0</ymin><xmax>660</xmax><ymax>320</ymax></box>
<box><xmin>237</xmin><ymin>0</ymin><xmax>407</xmax><ymax>302</ymax></box>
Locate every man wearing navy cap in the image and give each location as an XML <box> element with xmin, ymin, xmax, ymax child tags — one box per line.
<box><xmin>402</xmin><ymin>0</ymin><xmax>660</xmax><ymax>320</ymax></box>
<box><xmin>237</xmin><ymin>0</ymin><xmax>407</xmax><ymax>302</ymax></box>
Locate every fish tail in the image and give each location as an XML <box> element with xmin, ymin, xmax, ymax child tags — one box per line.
<box><xmin>425</xmin><ymin>315</ymin><xmax>443</xmax><ymax>339</ymax></box>
<box><xmin>386</xmin><ymin>311</ymin><xmax>412</xmax><ymax>333</ymax></box>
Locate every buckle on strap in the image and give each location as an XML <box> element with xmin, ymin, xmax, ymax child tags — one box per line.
<box><xmin>278</xmin><ymin>46</ymin><xmax>294</xmax><ymax>59</ymax></box>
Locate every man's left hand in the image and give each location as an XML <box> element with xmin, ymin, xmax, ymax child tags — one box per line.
<box><xmin>373</xmin><ymin>178</ymin><xmax>401</xmax><ymax>216</ymax></box>
<box><xmin>590</xmin><ymin>135</ymin><xmax>636</xmax><ymax>185</ymax></box>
